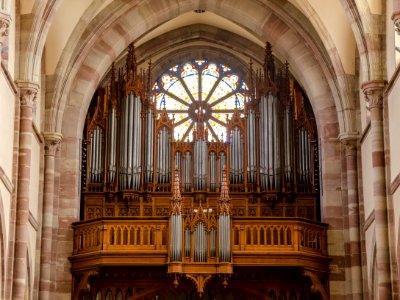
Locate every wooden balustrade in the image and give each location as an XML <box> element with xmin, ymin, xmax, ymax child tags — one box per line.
<box><xmin>73</xmin><ymin>218</ymin><xmax>168</xmax><ymax>255</ymax></box>
<box><xmin>232</xmin><ymin>218</ymin><xmax>328</xmax><ymax>255</ymax></box>
<box><xmin>71</xmin><ymin>217</ymin><xmax>329</xmax><ymax>272</ymax></box>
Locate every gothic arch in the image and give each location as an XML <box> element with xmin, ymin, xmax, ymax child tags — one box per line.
<box><xmin>46</xmin><ymin>0</ymin><xmax>352</xmax><ymax>135</ymax></box>
<box><xmin>46</xmin><ymin>0</ymin><xmax>353</xmax><ymax>296</ymax></box>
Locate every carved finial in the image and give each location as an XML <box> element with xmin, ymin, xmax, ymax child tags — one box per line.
<box><xmin>171</xmin><ymin>168</ymin><xmax>182</xmax><ymax>214</ymax></box>
<box><xmin>126</xmin><ymin>43</ymin><xmax>137</xmax><ymax>82</ymax></box>
<box><xmin>264</xmin><ymin>42</ymin><xmax>275</xmax><ymax>81</ymax></box>
<box><xmin>248</xmin><ymin>58</ymin><xmax>254</xmax><ymax>102</ymax></box>
<box><xmin>219</xmin><ymin>166</ymin><xmax>231</xmax><ymax>215</ymax></box>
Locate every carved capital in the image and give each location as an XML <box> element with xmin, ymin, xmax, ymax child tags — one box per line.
<box><xmin>361</xmin><ymin>80</ymin><xmax>386</xmax><ymax>110</ymax></box>
<box><xmin>43</xmin><ymin>132</ymin><xmax>62</xmax><ymax>156</ymax></box>
<box><xmin>392</xmin><ymin>11</ymin><xmax>400</xmax><ymax>34</ymax></box>
<box><xmin>17</xmin><ymin>81</ymin><xmax>40</xmax><ymax>107</ymax></box>
<box><xmin>0</xmin><ymin>12</ymin><xmax>10</xmax><ymax>39</ymax></box>
<box><xmin>338</xmin><ymin>132</ymin><xmax>358</xmax><ymax>156</ymax></box>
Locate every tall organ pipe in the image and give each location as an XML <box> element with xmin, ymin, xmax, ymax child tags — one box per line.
<box><xmin>210</xmin><ymin>152</ymin><xmax>216</xmax><ymax>191</ymax></box>
<box><xmin>119</xmin><ymin>93</ymin><xmax>142</xmax><ymax>190</ymax></box>
<box><xmin>184</xmin><ymin>152</ymin><xmax>191</xmax><ymax>191</ymax></box>
<box><xmin>229</xmin><ymin>129</ymin><xmax>243</xmax><ymax>185</ymax></box>
<box><xmin>89</xmin><ymin>126</ymin><xmax>103</xmax><ymax>184</ymax></box>
<box><xmin>157</xmin><ymin>128</ymin><xmax>171</xmax><ymax>184</ymax></box>
<box><xmin>247</xmin><ymin>111</ymin><xmax>256</xmax><ymax>184</ymax></box>
<box><xmin>144</xmin><ymin>109</ymin><xmax>154</xmax><ymax>183</ymax></box>
<box><xmin>259</xmin><ymin>94</ymin><xmax>281</xmax><ymax>191</ymax></box>
<box><xmin>283</xmin><ymin>107</ymin><xmax>293</xmax><ymax>184</ymax></box>
<box><xmin>107</xmin><ymin>108</ymin><xmax>117</xmax><ymax>185</ymax></box>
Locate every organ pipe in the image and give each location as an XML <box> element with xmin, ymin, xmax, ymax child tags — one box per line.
<box><xmin>89</xmin><ymin>126</ymin><xmax>104</xmax><ymax>184</ymax></box>
<box><xmin>247</xmin><ymin>110</ymin><xmax>257</xmax><ymax>184</ymax></box>
<box><xmin>218</xmin><ymin>169</ymin><xmax>231</xmax><ymax>262</ymax></box>
<box><xmin>184</xmin><ymin>151</ymin><xmax>191</xmax><ymax>192</ymax></box>
<box><xmin>157</xmin><ymin>127</ymin><xmax>171</xmax><ymax>184</ymax></box>
<box><xmin>259</xmin><ymin>94</ymin><xmax>281</xmax><ymax>191</ymax></box>
<box><xmin>144</xmin><ymin>108</ymin><xmax>154</xmax><ymax>183</ymax></box>
<box><xmin>107</xmin><ymin>108</ymin><xmax>117</xmax><ymax>185</ymax></box>
<box><xmin>229</xmin><ymin>128</ymin><xmax>243</xmax><ymax>185</ymax></box>
<box><xmin>83</xmin><ymin>43</ymin><xmax>318</xmax><ymax>223</ymax></box>
<box><xmin>119</xmin><ymin>93</ymin><xmax>142</xmax><ymax>190</ymax></box>
<box><xmin>209</xmin><ymin>152</ymin><xmax>217</xmax><ymax>192</ymax></box>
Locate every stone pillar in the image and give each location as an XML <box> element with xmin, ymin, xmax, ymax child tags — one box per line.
<box><xmin>340</xmin><ymin>134</ymin><xmax>363</xmax><ymax>299</ymax></box>
<box><xmin>39</xmin><ymin>133</ymin><xmax>62</xmax><ymax>300</ymax></box>
<box><xmin>12</xmin><ymin>81</ymin><xmax>39</xmax><ymax>300</ymax></box>
<box><xmin>361</xmin><ymin>80</ymin><xmax>392</xmax><ymax>299</ymax></box>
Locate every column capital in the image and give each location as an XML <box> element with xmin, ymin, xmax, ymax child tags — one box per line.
<box><xmin>0</xmin><ymin>12</ymin><xmax>10</xmax><ymax>62</ymax></box>
<box><xmin>392</xmin><ymin>11</ymin><xmax>400</xmax><ymax>33</ymax></box>
<box><xmin>0</xmin><ymin>13</ymin><xmax>9</xmax><ymax>39</ymax></box>
<box><xmin>339</xmin><ymin>132</ymin><xmax>358</xmax><ymax>156</ymax></box>
<box><xmin>361</xmin><ymin>80</ymin><xmax>386</xmax><ymax>110</ymax></box>
<box><xmin>16</xmin><ymin>81</ymin><xmax>40</xmax><ymax>107</ymax></box>
<box><xmin>43</xmin><ymin>132</ymin><xmax>62</xmax><ymax>156</ymax></box>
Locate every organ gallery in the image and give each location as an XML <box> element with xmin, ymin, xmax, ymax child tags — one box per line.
<box><xmin>71</xmin><ymin>43</ymin><xmax>329</xmax><ymax>300</ymax></box>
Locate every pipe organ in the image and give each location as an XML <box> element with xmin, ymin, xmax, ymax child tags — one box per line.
<box><xmin>74</xmin><ymin>43</ymin><xmax>329</xmax><ymax>299</ymax></box>
<box><xmin>82</xmin><ymin>43</ymin><xmax>319</xmax><ymax>221</ymax></box>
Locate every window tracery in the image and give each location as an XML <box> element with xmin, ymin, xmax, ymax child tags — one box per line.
<box><xmin>153</xmin><ymin>60</ymin><xmax>247</xmax><ymax>142</ymax></box>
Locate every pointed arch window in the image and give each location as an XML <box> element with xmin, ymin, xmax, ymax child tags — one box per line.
<box><xmin>153</xmin><ymin>60</ymin><xmax>247</xmax><ymax>142</ymax></box>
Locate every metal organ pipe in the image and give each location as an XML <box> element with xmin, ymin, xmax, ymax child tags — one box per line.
<box><xmin>210</xmin><ymin>152</ymin><xmax>216</xmax><ymax>191</ymax></box>
<box><xmin>107</xmin><ymin>108</ymin><xmax>117</xmax><ymax>185</ymax></box>
<box><xmin>247</xmin><ymin>111</ymin><xmax>256</xmax><ymax>184</ymax></box>
<box><xmin>259</xmin><ymin>94</ymin><xmax>281</xmax><ymax>191</ymax></box>
<box><xmin>157</xmin><ymin>128</ymin><xmax>171</xmax><ymax>184</ymax></box>
<box><xmin>218</xmin><ymin>213</ymin><xmax>231</xmax><ymax>262</ymax></box>
<box><xmin>89</xmin><ymin>126</ymin><xmax>103</xmax><ymax>184</ymax></box>
<box><xmin>184</xmin><ymin>151</ymin><xmax>191</xmax><ymax>192</ymax></box>
<box><xmin>273</xmin><ymin>96</ymin><xmax>281</xmax><ymax>190</ymax></box>
<box><xmin>284</xmin><ymin>107</ymin><xmax>293</xmax><ymax>184</ymax></box>
<box><xmin>144</xmin><ymin>109</ymin><xmax>154</xmax><ymax>183</ymax></box>
<box><xmin>118</xmin><ymin>93</ymin><xmax>142</xmax><ymax>190</ymax></box>
<box><xmin>219</xmin><ymin>153</ymin><xmax>226</xmax><ymax>189</ymax></box>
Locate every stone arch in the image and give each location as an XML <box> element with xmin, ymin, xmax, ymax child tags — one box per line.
<box><xmin>46</xmin><ymin>0</ymin><xmax>356</xmax><ymax>136</ymax></box>
<box><xmin>50</xmin><ymin>0</ymin><xmax>349</xmax><ymax>296</ymax></box>
<box><xmin>17</xmin><ymin>0</ymin><xmax>63</xmax><ymax>82</ymax></box>
<box><xmin>339</xmin><ymin>0</ymin><xmax>385</xmax><ymax>81</ymax></box>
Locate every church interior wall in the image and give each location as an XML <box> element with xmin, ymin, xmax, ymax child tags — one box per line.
<box><xmin>2</xmin><ymin>0</ymin><xmax>399</xmax><ymax>299</ymax></box>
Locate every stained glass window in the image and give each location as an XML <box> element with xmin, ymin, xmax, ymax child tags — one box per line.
<box><xmin>153</xmin><ymin>60</ymin><xmax>247</xmax><ymax>142</ymax></box>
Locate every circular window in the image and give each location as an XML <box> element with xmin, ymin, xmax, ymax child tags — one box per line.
<box><xmin>153</xmin><ymin>60</ymin><xmax>247</xmax><ymax>142</ymax></box>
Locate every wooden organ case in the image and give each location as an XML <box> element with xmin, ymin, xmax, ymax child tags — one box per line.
<box><xmin>71</xmin><ymin>44</ymin><xmax>330</xmax><ymax>300</ymax></box>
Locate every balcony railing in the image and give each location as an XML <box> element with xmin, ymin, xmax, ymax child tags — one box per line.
<box><xmin>70</xmin><ymin>217</ymin><xmax>329</xmax><ymax>272</ymax></box>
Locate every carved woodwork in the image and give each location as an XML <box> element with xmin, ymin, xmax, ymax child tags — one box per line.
<box><xmin>72</xmin><ymin>42</ymin><xmax>328</xmax><ymax>299</ymax></box>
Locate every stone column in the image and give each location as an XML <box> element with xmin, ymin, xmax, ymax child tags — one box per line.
<box><xmin>340</xmin><ymin>134</ymin><xmax>363</xmax><ymax>299</ymax></box>
<box><xmin>39</xmin><ymin>133</ymin><xmax>62</xmax><ymax>300</ymax></box>
<box><xmin>362</xmin><ymin>80</ymin><xmax>392</xmax><ymax>299</ymax></box>
<box><xmin>12</xmin><ymin>81</ymin><xmax>39</xmax><ymax>300</ymax></box>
